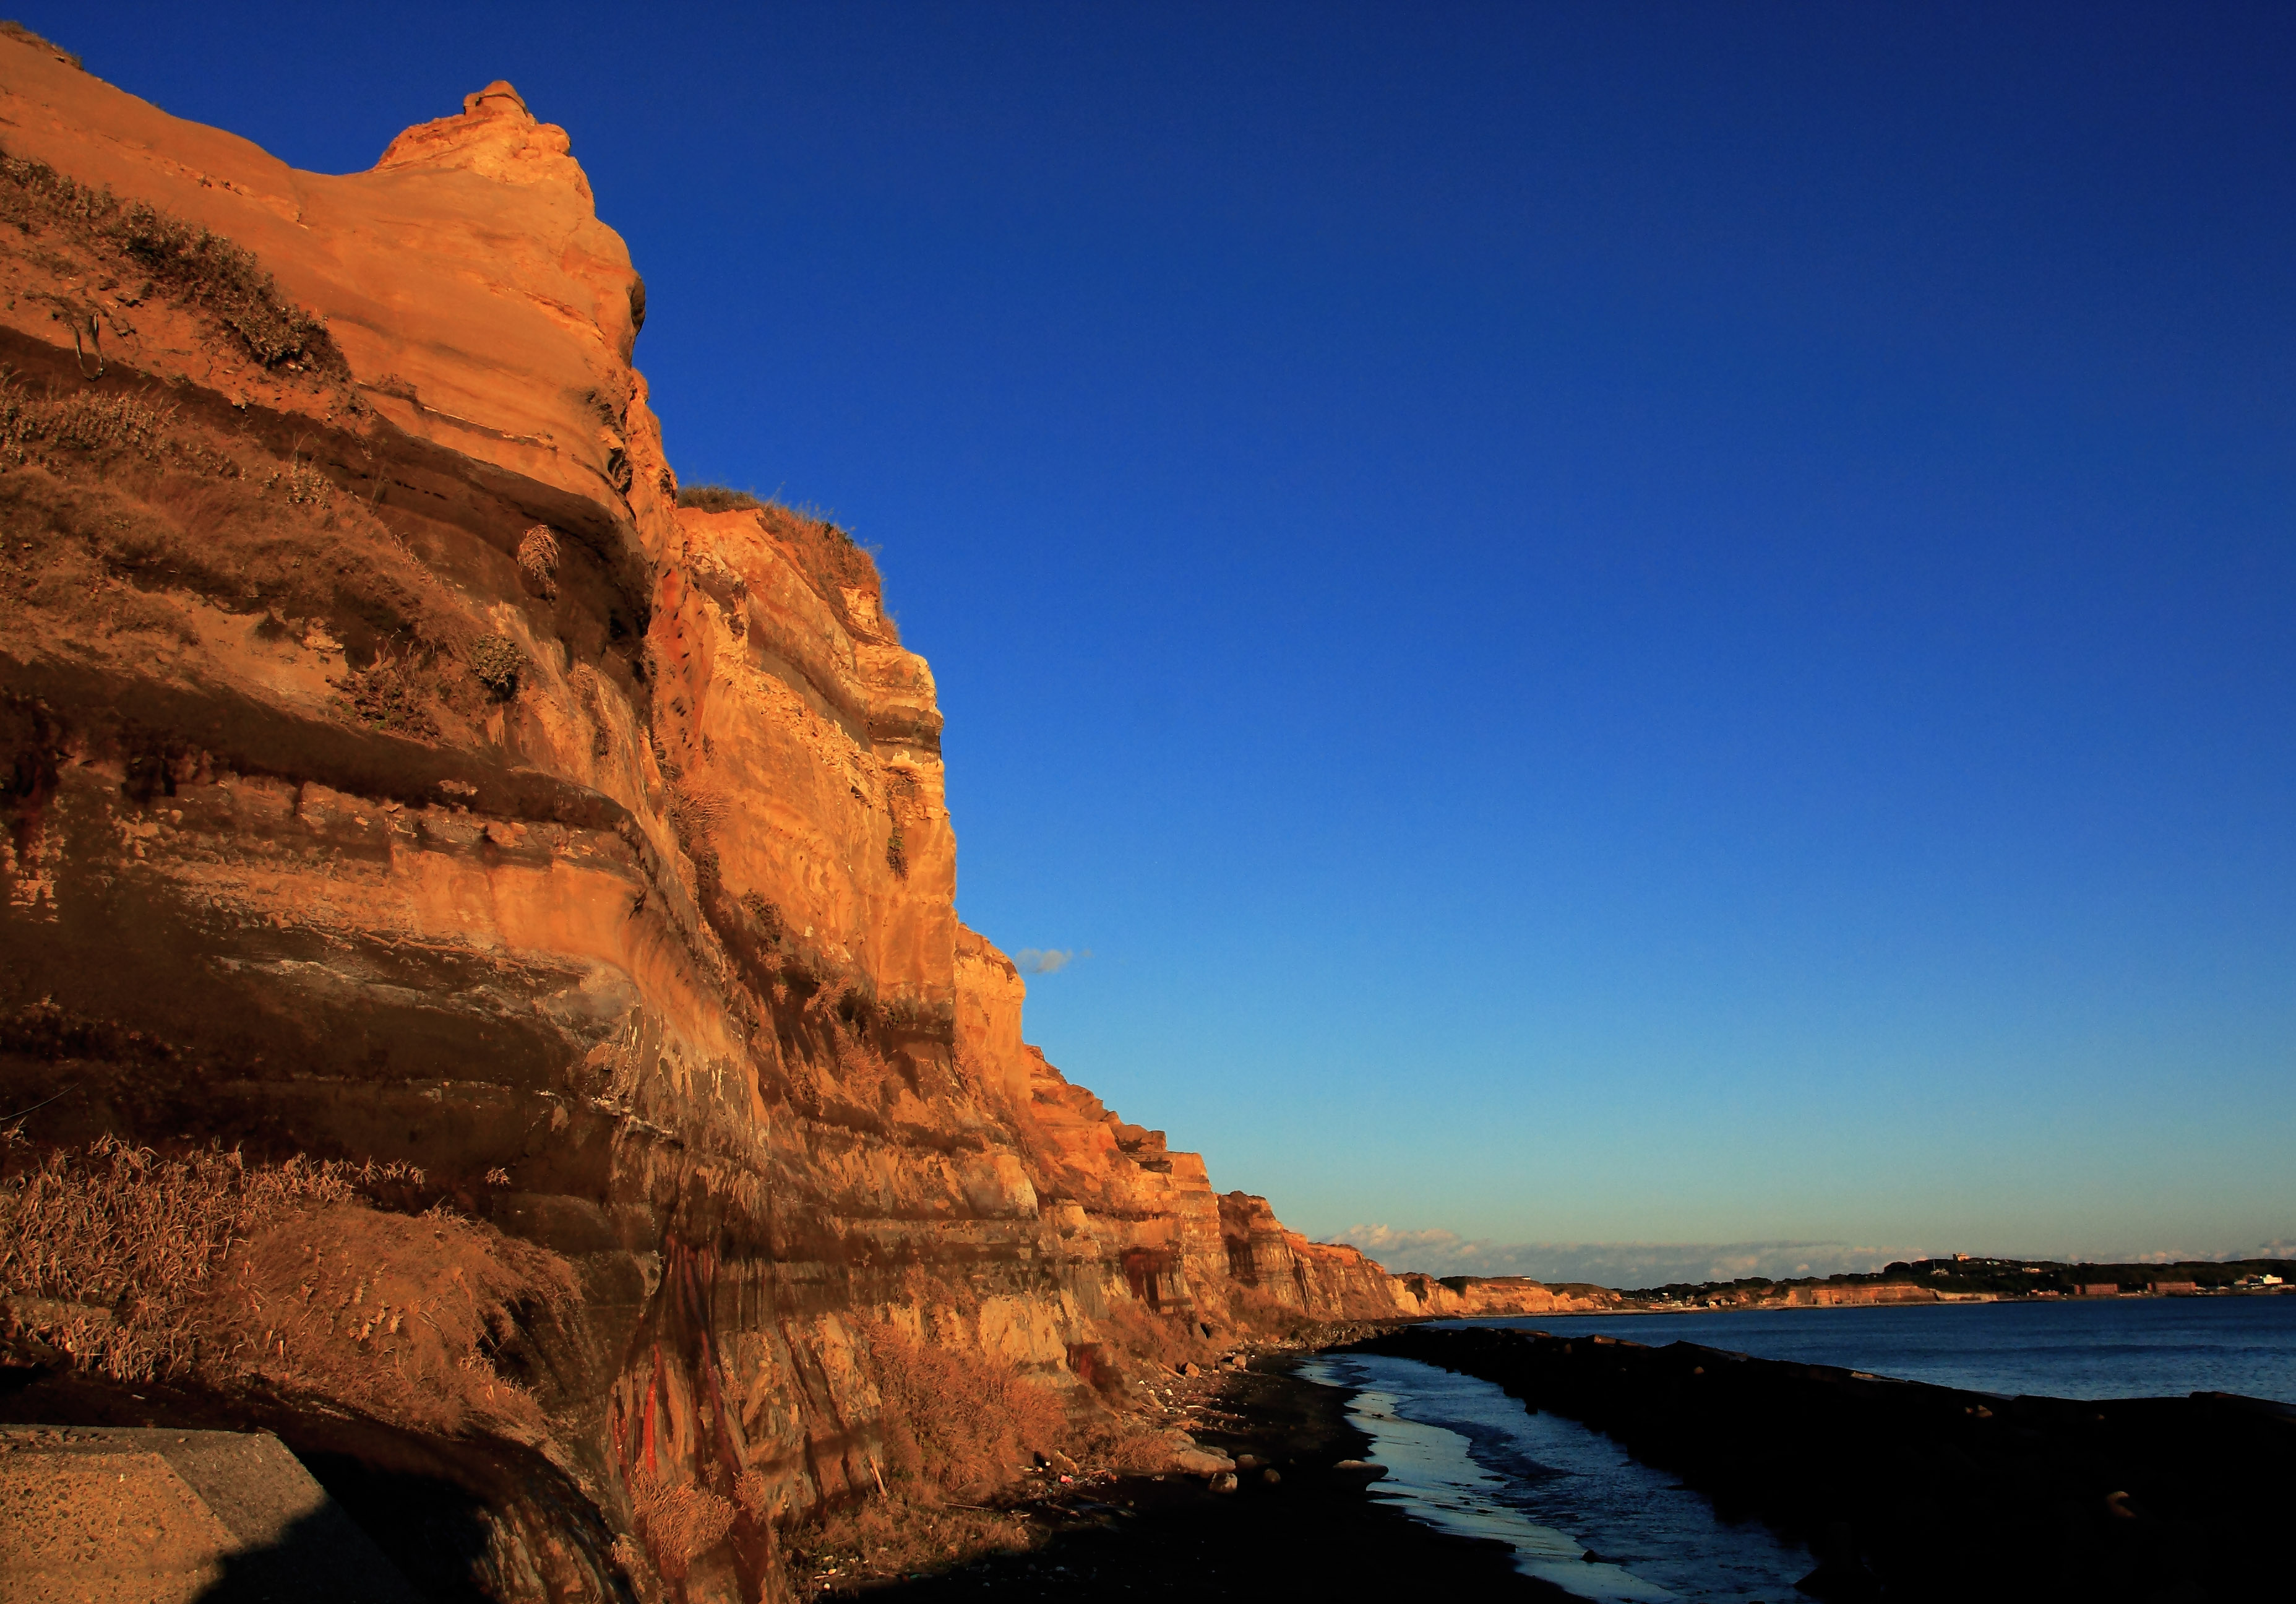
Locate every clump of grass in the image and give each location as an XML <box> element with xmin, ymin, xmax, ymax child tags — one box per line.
<box><xmin>332</xmin><ymin>653</ymin><xmax>439</xmax><ymax>737</ymax></box>
<box><xmin>0</xmin><ymin>1134</ymin><xmax>573</xmax><ymax>1438</ymax></box>
<box><xmin>0</xmin><ymin>382</ymin><xmax>174</xmax><ymax>463</ymax></box>
<box><xmin>515</xmin><ymin>524</ymin><xmax>559</xmax><ymax>600</ymax></box>
<box><xmin>774</xmin><ymin>1323</ymin><xmax>1174</xmax><ymax>1593</ymax></box>
<box><xmin>628</xmin><ymin>1469</ymin><xmax>737</xmax><ymax>1582</ymax></box>
<box><xmin>737</xmin><ymin>891</ymin><xmax>783</xmax><ymax>946</ymax></box>
<box><xmin>860</xmin><ymin>1321</ymin><xmax>1070</xmax><ymax>1502</ymax></box>
<box><xmin>215</xmin><ymin>1200</ymin><xmax>573</xmax><ymax>1437</ymax></box>
<box><xmin>0</xmin><ymin>142</ymin><xmax>346</xmax><ymax>376</ymax></box>
<box><xmin>466</xmin><ymin>633</ymin><xmax>527</xmax><ymax>701</ymax></box>
<box><xmin>674</xmin><ymin>483</ymin><xmax>764</xmax><ymax>513</ymax></box>
<box><xmin>781</xmin><ymin>1497</ymin><xmax>1034</xmax><ymax>1593</ymax></box>
<box><xmin>0</xmin><ymin>20</ymin><xmax>82</xmax><ymax>70</ymax></box>
<box><xmin>258</xmin><ymin>459</ymin><xmax>333</xmax><ymax>507</ymax></box>
<box><xmin>1094</xmin><ymin>1296</ymin><xmax>1217</xmax><ymax>1376</ymax></box>
<box><xmin>0</xmin><ymin>1135</ymin><xmax>369</xmax><ymax>1378</ymax></box>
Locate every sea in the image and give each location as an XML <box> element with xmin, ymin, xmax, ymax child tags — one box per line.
<box><xmin>1297</xmin><ymin>1296</ymin><xmax>2296</xmax><ymax>1603</ymax></box>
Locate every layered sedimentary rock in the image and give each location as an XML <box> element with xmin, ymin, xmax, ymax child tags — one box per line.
<box><xmin>1394</xmin><ymin>1275</ymin><xmax>1621</xmax><ymax>1317</ymax></box>
<box><xmin>0</xmin><ymin>41</ymin><xmax>1432</xmax><ymax>1602</ymax></box>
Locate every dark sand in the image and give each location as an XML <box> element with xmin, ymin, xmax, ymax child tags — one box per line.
<box><xmin>838</xmin><ymin>1358</ymin><xmax>1562</xmax><ymax>1601</ymax></box>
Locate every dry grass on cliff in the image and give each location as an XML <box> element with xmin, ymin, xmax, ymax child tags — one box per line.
<box><xmin>627</xmin><ymin>1467</ymin><xmax>739</xmax><ymax>1583</ymax></box>
<box><xmin>1093</xmin><ymin>1297</ymin><xmax>1218</xmax><ymax>1376</ymax></box>
<box><xmin>678</xmin><ymin>482</ymin><xmax>893</xmax><ymax>640</ymax></box>
<box><xmin>775</xmin><ymin>1325</ymin><xmax>1176</xmax><ymax>1591</ymax></box>
<box><xmin>0</xmin><ymin>428</ymin><xmax>515</xmax><ymax>733</ymax></box>
<box><xmin>0</xmin><ymin>1135</ymin><xmax>361</xmax><ymax>1378</ymax></box>
<box><xmin>781</xmin><ymin>1498</ymin><xmax>1034</xmax><ymax>1592</ymax></box>
<box><xmin>0</xmin><ymin>139</ymin><xmax>346</xmax><ymax>375</ymax></box>
<box><xmin>861</xmin><ymin>1321</ymin><xmax>1070</xmax><ymax>1501</ymax></box>
<box><xmin>0</xmin><ymin>1136</ymin><xmax>572</xmax><ymax>1438</ymax></box>
<box><xmin>0</xmin><ymin>20</ymin><xmax>84</xmax><ymax>70</ymax></box>
<box><xmin>674</xmin><ymin>483</ymin><xmax>765</xmax><ymax>514</ymax></box>
<box><xmin>211</xmin><ymin>1200</ymin><xmax>575</xmax><ymax>1438</ymax></box>
<box><xmin>0</xmin><ymin>451</ymin><xmax>447</xmax><ymax>644</ymax></box>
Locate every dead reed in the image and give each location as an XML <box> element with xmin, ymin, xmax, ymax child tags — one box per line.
<box><xmin>0</xmin><ymin>1136</ymin><xmax>573</xmax><ymax>1438</ymax></box>
<box><xmin>860</xmin><ymin>1320</ymin><xmax>1072</xmax><ymax>1501</ymax></box>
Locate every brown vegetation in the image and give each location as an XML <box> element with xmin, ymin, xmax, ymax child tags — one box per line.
<box><xmin>212</xmin><ymin>1199</ymin><xmax>574</xmax><ymax>1438</ymax></box>
<box><xmin>0</xmin><ymin>384</ymin><xmax>521</xmax><ymax>732</ymax></box>
<box><xmin>627</xmin><ymin>1468</ymin><xmax>738</xmax><ymax>1582</ymax></box>
<box><xmin>1094</xmin><ymin>1298</ymin><xmax>1216</xmax><ymax>1375</ymax></box>
<box><xmin>679</xmin><ymin>483</ymin><xmax>893</xmax><ymax>640</ymax></box>
<box><xmin>674</xmin><ymin>483</ymin><xmax>765</xmax><ymax>514</ymax></box>
<box><xmin>0</xmin><ymin>139</ymin><xmax>346</xmax><ymax>375</ymax></box>
<box><xmin>0</xmin><ymin>20</ymin><xmax>81</xmax><ymax>71</ymax></box>
<box><xmin>0</xmin><ymin>1134</ymin><xmax>363</xmax><ymax>1379</ymax></box>
<box><xmin>861</xmin><ymin>1321</ymin><xmax>1070</xmax><ymax>1501</ymax></box>
<box><xmin>780</xmin><ymin>1498</ymin><xmax>1034</xmax><ymax>1593</ymax></box>
<box><xmin>771</xmin><ymin>1321</ymin><xmax>1184</xmax><ymax>1591</ymax></box>
<box><xmin>0</xmin><ymin>1135</ymin><xmax>574</xmax><ymax>1439</ymax></box>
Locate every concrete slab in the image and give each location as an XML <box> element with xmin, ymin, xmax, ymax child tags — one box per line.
<box><xmin>0</xmin><ymin>1426</ymin><xmax>424</xmax><ymax>1603</ymax></box>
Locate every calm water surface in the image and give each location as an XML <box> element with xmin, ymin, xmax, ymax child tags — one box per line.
<box><xmin>1299</xmin><ymin>1353</ymin><xmax>1812</xmax><ymax>1603</ymax></box>
<box><xmin>1298</xmin><ymin>1299</ymin><xmax>2296</xmax><ymax>1600</ymax></box>
<box><xmin>1450</xmin><ymin>1295</ymin><xmax>2296</xmax><ymax>1403</ymax></box>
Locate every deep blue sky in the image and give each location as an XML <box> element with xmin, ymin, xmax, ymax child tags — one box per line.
<box><xmin>47</xmin><ymin>4</ymin><xmax>2294</xmax><ymax>1269</ymax></box>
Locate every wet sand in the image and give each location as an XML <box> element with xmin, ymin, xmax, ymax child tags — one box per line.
<box><xmin>839</xmin><ymin>1358</ymin><xmax>1565</xmax><ymax>1601</ymax></box>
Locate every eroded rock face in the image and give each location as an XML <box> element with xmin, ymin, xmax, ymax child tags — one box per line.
<box><xmin>0</xmin><ymin>41</ymin><xmax>1434</xmax><ymax>1601</ymax></box>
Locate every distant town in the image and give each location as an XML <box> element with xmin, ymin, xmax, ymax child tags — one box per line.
<box><xmin>1612</xmin><ymin>1254</ymin><xmax>2292</xmax><ymax>1310</ymax></box>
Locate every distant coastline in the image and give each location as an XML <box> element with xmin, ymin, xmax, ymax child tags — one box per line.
<box><xmin>1420</xmin><ymin>1251</ymin><xmax>2294</xmax><ymax>1316</ymax></box>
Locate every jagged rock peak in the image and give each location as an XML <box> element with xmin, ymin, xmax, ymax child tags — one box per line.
<box><xmin>374</xmin><ymin>77</ymin><xmax>590</xmax><ymax>198</ymax></box>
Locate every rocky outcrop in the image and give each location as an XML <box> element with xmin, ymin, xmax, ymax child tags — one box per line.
<box><xmin>0</xmin><ymin>40</ymin><xmax>1443</xmax><ymax>1602</ymax></box>
<box><xmin>1393</xmin><ymin>1275</ymin><xmax>1622</xmax><ymax>1318</ymax></box>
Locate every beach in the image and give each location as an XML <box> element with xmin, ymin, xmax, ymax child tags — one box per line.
<box><xmin>832</xmin><ymin>1357</ymin><xmax>1563</xmax><ymax>1601</ymax></box>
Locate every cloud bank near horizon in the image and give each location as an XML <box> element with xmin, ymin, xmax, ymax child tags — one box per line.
<box><xmin>1328</xmin><ymin>1226</ymin><xmax>2295</xmax><ymax>1288</ymax></box>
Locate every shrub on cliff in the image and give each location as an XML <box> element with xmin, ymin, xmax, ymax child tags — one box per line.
<box><xmin>0</xmin><ymin>140</ymin><xmax>347</xmax><ymax>376</ymax></box>
<box><xmin>675</xmin><ymin>481</ymin><xmax>897</xmax><ymax>640</ymax></box>
<box><xmin>1094</xmin><ymin>1295</ymin><xmax>1221</xmax><ymax>1374</ymax></box>
<box><xmin>675</xmin><ymin>483</ymin><xmax>765</xmax><ymax>513</ymax></box>
<box><xmin>0</xmin><ymin>1134</ymin><xmax>574</xmax><ymax>1438</ymax></box>
<box><xmin>0</xmin><ymin>20</ymin><xmax>82</xmax><ymax>71</ymax></box>
<box><xmin>861</xmin><ymin>1320</ymin><xmax>1070</xmax><ymax>1499</ymax></box>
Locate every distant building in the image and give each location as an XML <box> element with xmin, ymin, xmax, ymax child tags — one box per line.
<box><xmin>2148</xmin><ymin>1281</ymin><xmax>2199</xmax><ymax>1296</ymax></box>
<box><xmin>2077</xmin><ymin>1283</ymin><xmax>2122</xmax><ymax>1297</ymax></box>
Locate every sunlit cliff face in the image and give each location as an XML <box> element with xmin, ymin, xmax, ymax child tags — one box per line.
<box><xmin>0</xmin><ymin>43</ymin><xmax>1581</xmax><ymax>1601</ymax></box>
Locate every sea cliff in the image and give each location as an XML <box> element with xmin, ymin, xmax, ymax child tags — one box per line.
<box><xmin>0</xmin><ymin>41</ymin><xmax>1440</xmax><ymax>1600</ymax></box>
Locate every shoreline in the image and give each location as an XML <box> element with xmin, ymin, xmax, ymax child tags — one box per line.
<box><xmin>828</xmin><ymin>1355</ymin><xmax>1566</xmax><ymax>1600</ymax></box>
<box><xmin>1365</xmin><ymin>1324</ymin><xmax>2296</xmax><ymax>1603</ymax></box>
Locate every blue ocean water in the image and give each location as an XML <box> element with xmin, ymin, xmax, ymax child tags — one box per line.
<box><xmin>1449</xmin><ymin>1294</ymin><xmax>2296</xmax><ymax>1404</ymax></box>
<box><xmin>1301</xmin><ymin>1352</ymin><xmax>1812</xmax><ymax>1602</ymax></box>
<box><xmin>1299</xmin><ymin>1299</ymin><xmax>2296</xmax><ymax>1602</ymax></box>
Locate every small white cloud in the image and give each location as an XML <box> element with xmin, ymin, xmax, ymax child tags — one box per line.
<box><xmin>1015</xmin><ymin>947</ymin><xmax>1075</xmax><ymax>975</ymax></box>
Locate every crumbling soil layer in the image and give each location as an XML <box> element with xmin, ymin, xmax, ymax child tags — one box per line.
<box><xmin>829</xmin><ymin>1358</ymin><xmax>1562</xmax><ymax>1601</ymax></box>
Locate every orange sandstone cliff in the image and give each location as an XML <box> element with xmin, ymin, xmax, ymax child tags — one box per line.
<box><xmin>0</xmin><ymin>41</ymin><xmax>1453</xmax><ymax>1601</ymax></box>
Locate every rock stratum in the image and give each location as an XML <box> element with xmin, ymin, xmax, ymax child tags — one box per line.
<box><xmin>0</xmin><ymin>40</ymin><xmax>1552</xmax><ymax>1602</ymax></box>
